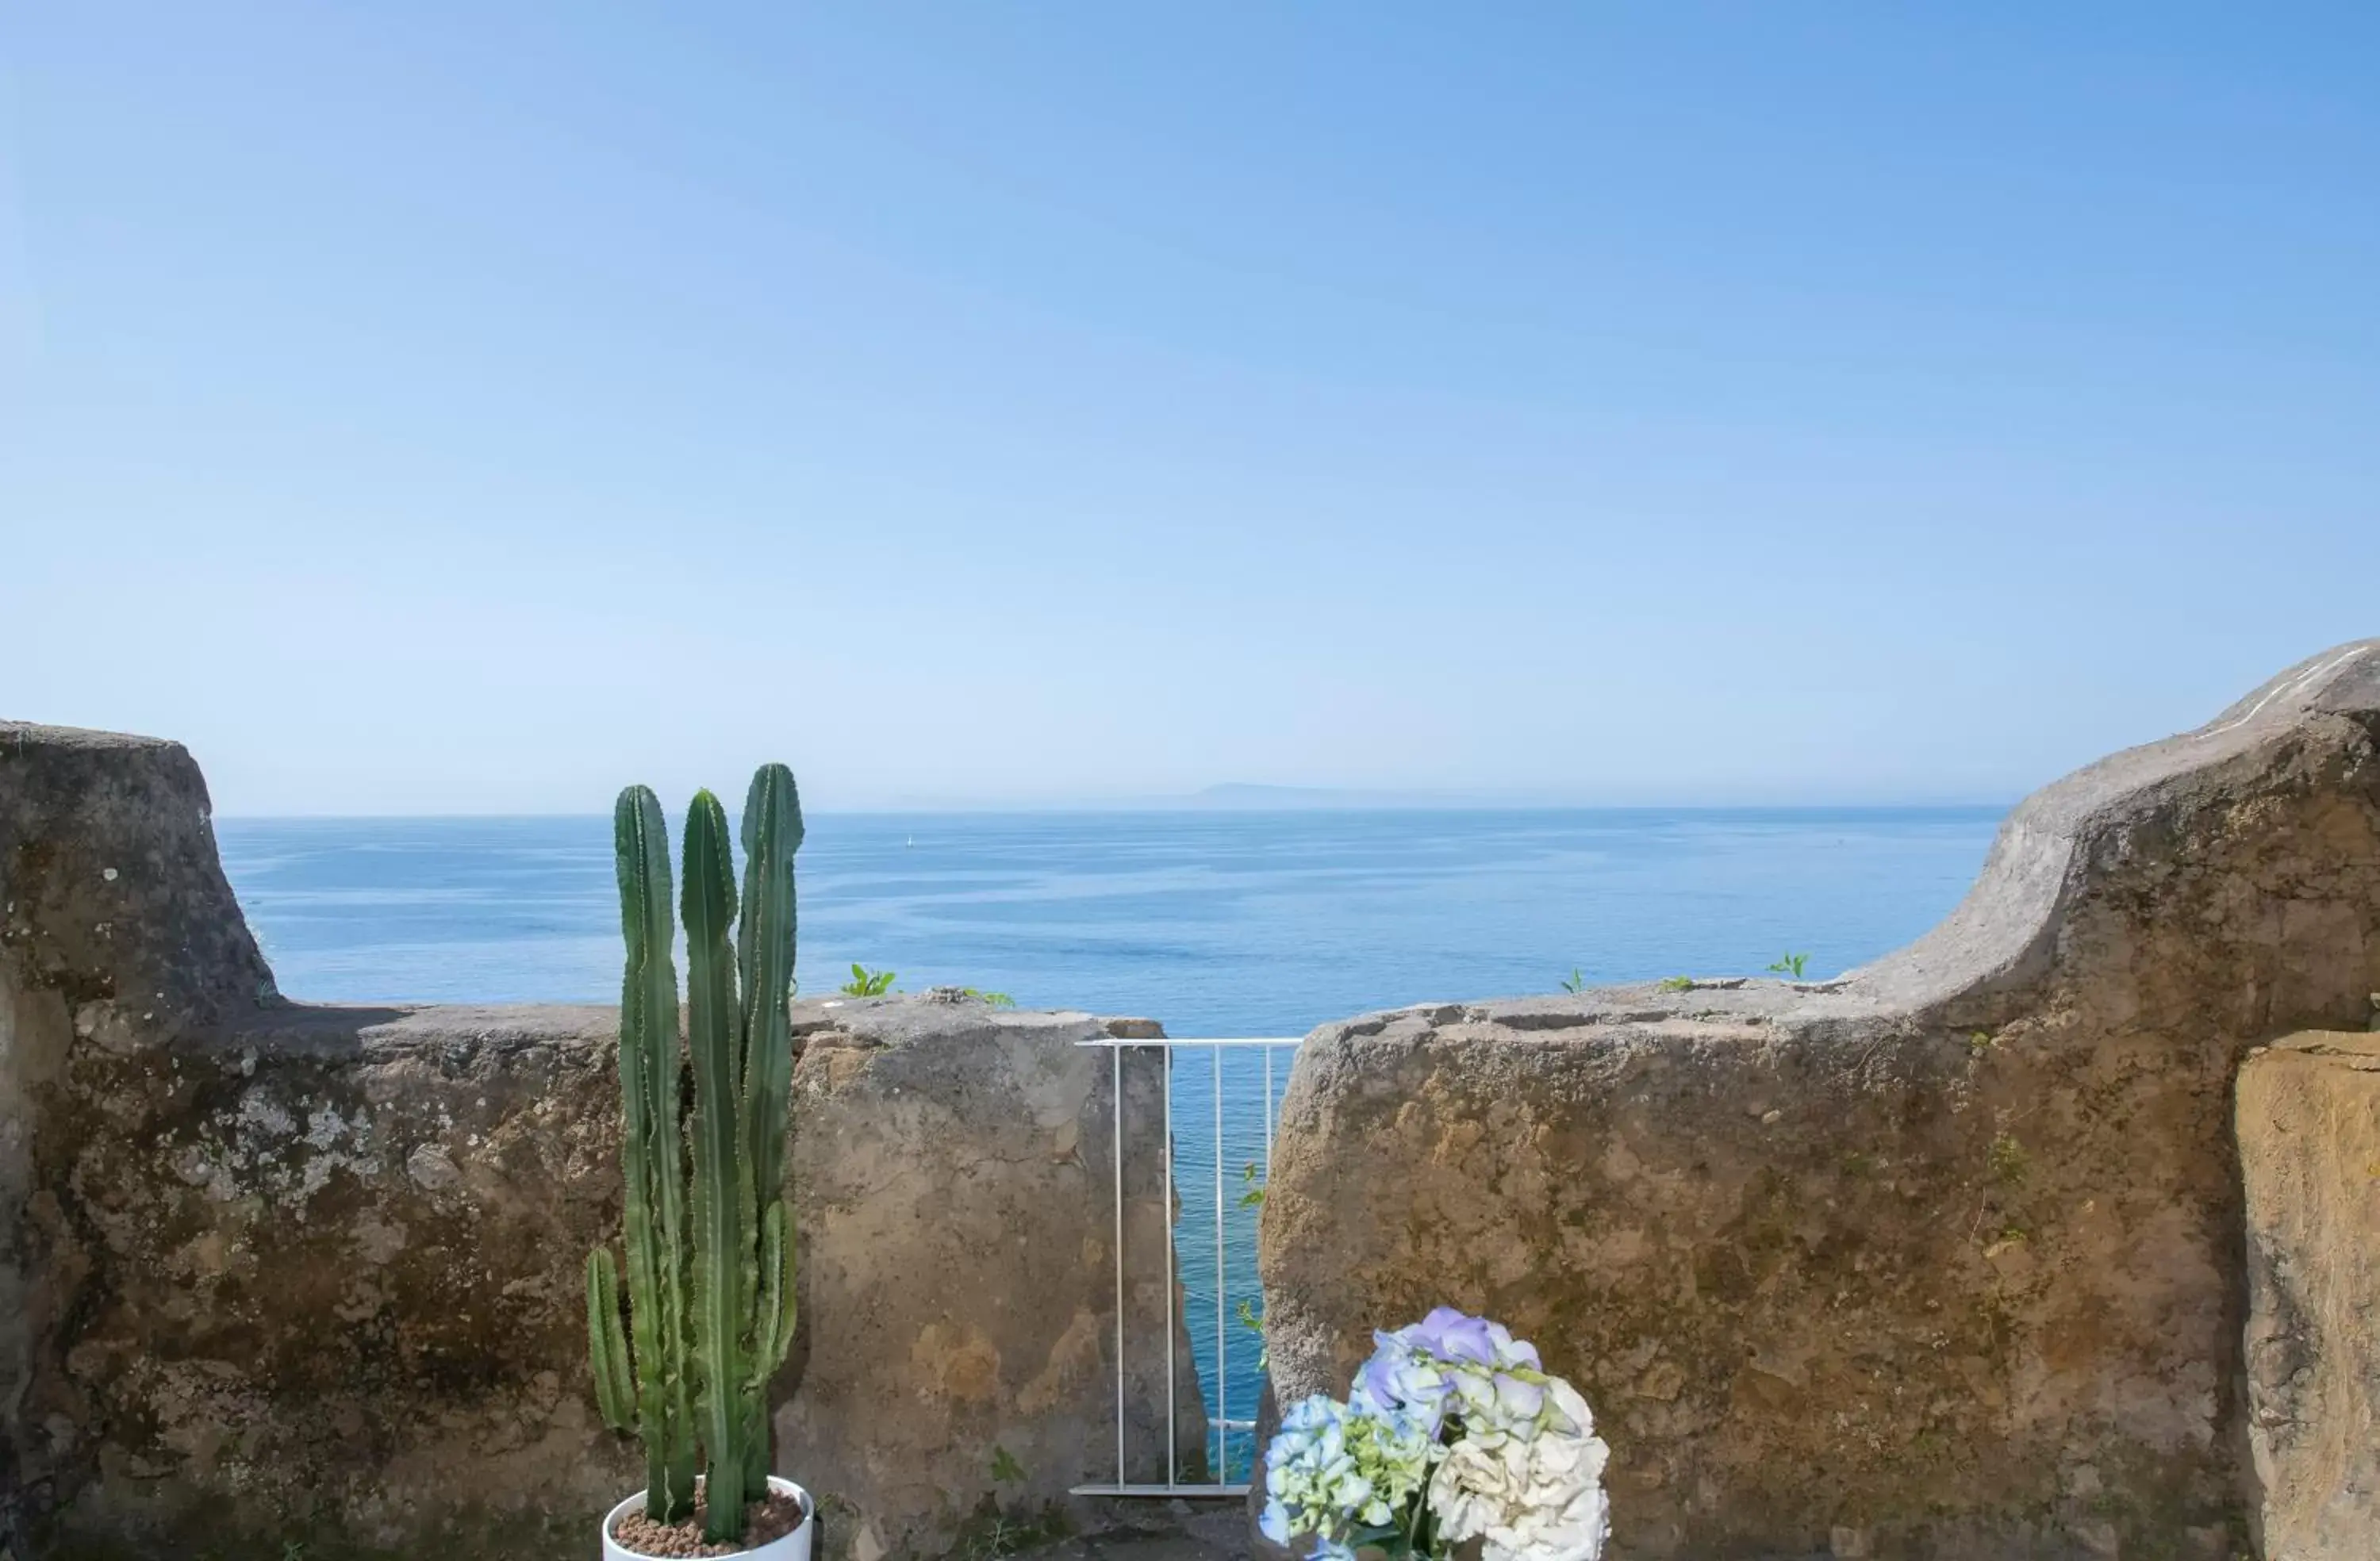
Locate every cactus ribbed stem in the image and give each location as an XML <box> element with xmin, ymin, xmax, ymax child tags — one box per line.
<box><xmin>610</xmin><ymin>786</ymin><xmax>698</xmax><ymax>1521</ymax></box>
<box><xmin>737</xmin><ymin>764</ymin><xmax>801</xmax><ymax>1207</ymax></box>
<box><xmin>587</xmin><ymin>769</ymin><xmax>804</xmax><ymax>1545</ymax></box>
<box><xmin>684</xmin><ymin>789</ymin><xmax>753</xmax><ymax>1538</ymax></box>
<box><xmin>743</xmin><ymin>1195</ymin><xmax>798</xmax><ymax>1491</ymax></box>
<box><xmin>736</xmin><ymin>764</ymin><xmax>802</xmax><ymax>1493</ymax></box>
<box><xmin>587</xmin><ymin>1248</ymin><xmax>635</xmax><ymax>1432</ymax></box>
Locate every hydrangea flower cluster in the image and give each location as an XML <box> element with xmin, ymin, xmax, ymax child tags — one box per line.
<box><xmin>1261</xmin><ymin>1309</ymin><xmax>1610</xmax><ymax>1561</ymax></box>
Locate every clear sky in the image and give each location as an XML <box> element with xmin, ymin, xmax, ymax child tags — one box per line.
<box><xmin>4</xmin><ymin>4</ymin><xmax>2375</xmax><ymax>814</ymax></box>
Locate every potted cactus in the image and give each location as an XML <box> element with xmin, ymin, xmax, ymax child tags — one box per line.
<box><xmin>587</xmin><ymin>767</ymin><xmax>815</xmax><ymax>1559</ymax></box>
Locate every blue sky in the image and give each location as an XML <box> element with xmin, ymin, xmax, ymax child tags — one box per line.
<box><xmin>4</xmin><ymin>4</ymin><xmax>2374</xmax><ymax>814</ymax></box>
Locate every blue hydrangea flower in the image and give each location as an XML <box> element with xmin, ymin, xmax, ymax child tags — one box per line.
<box><xmin>1408</xmin><ymin>1306</ymin><xmax>1498</xmax><ymax>1365</ymax></box>
<box><xmin>1260</xmin><ymin>1389</ymin><xmax>1435</xmax><ymax>1551</ymax></box>
<box><xmin>1357</xmin><ymin>1307</ymin><xmax>1560</xmax><ymax>1441</ymax></box>
<box><xmin>1356</xmin><ymin>1335</ymin><xmax>1454</xmax><ymax>1434</ymax></box>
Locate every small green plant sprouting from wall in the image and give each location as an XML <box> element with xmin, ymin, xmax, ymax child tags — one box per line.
<box><xmin>1969</xmin><ymin>1030</ymin><xmax>1999</xmax><ymax>1057</ymax></box>
<box><xmin>1766</xmin><ymin>953</ymin><xmax>1810</xmax><ymax>979</ymax></box>
<box><xmin>958</xmin><ymin>1510</ymin><xmax>1061</xmax><ymax>1561</ymax></box>
<box><xmin>1988</xmin><ymin>1132</ymin><xmax>2030</xmax><ymax>1187</ymax></box>
<box><xmin>1561</xmin><ymin>968</ymin><xmax>1590</xmax><ymax>993</ymax></box>
<box><xmin>1235</xmin><ymin>1295</ymin><xmax>1271</xmax><ymax>1372</ymax></box>
<box><xmin>1235</xmin><ymin>1164</ymin><xmax>1273</xmax><ymax>1373</ymax></box>
<box><xmin>1658</xmin><ymin>975</ymin><xmax>1695</xmax><ymax>993</ymax></box>
<box><xmin>960</xmin><ymin>1447</ymin><xmax>1069</xmax><ymax>1561</ymax></box>
<box><xmin>839</xmin><ymin>964</ymin><xmax>896</xmax><ymax>997</ymax></box>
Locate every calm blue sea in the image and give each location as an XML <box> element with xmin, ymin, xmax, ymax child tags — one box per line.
<box><xmin>216</xmin><ymin>806</ymin><xmax>2002</xmax><ymax>1480</ymax></box>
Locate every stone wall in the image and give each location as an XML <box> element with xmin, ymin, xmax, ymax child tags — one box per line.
<box><xmin>0</xmin><ymin>722</ymin><xmax>1205</xmax><ymax>1560</ymax></box>
<box><xmin>1</xmin><ymin>722</ymin><xmax>282</xmax><ymax>1556</ymax></box>
<box><xmin>2237</xmin><ymin>1032</ymin><xmax>2380</xmax><ymax>1561</ymax></box>
<box><xmin>23</xmin><ymin>999</ymin><xmax>637</xmax><ymax>1559</ymax></box>
<box><xmin>1259</xmin><ymin>641</ymin><xmax>2380</xmax><ymax>1560</ymax></box>
<box><xmin>785</xmin><ymin>1003</ymin><xmax>1206</xmax><ymax>1561</ymax></box>
<box><xmin>19</xmin><ymin>638</ymin><xmax>2380</xmax><ymax>1561</ymax></box>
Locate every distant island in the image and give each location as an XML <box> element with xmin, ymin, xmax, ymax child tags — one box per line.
<box><xmin>873</xmin><ymin>782</ymin><xmax>1502</xmax><ymax>811</ymax></box>
<box><xmin>1180</xmin><ymin>783</ymin><xmax>1478</xmax><ymax>810</ymax></box>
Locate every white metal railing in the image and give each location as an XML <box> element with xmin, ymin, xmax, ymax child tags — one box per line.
<box><xmin>1073</xmin><ymin>1035</ymin><xmax>1301</xmax><ymax>1500</ymax></box>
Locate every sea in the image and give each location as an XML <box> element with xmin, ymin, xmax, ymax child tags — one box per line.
<box><xmin>215</xmin><ymin>805</ymin><xmax>2003</xmax><ymax>1481</ymax></box>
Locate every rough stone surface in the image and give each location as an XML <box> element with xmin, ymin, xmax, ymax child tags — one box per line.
<box><xmin>781</xmin><ymin>995</ymin><xmax>1207</xmax><ymax>1561</ymax></box>
<box><xmin>0</xmin><ymin>722</ymin><xmax>1207</xmax><ymax>1559</ymax></box>
<box><xmin>1261</xmin><ymin>641</ymin><xmax>2380</xmax><ymax>1560</ymax></box>
<box><xmin>2237</xmin><ymin>1031</ymin><xmax>2380</xmax><ymax>1561</ymax></box>
<box><xmin>0</xmin><ymin>723</ymin><xmax>277</xmax><ymax>1030</ymax></box>
<box><xmin>1242</xmin><ymin>1385</ymin><xmax>1287</xmax><ymax>1561</ymax></box>
<box><xmin>17</xmin><ymin>1000</ymin><xmax>639</xmax><ymax>1559</ymax></box>
<box><xmin>1009</xmin><ymin>1521</ymin><xmax>1246</xmax><ymax>1561</ymax></box>
<box><xmin>2</xmin><ymin>722</ymin><xmax>283</xmax><ymax>1557</ymax></box>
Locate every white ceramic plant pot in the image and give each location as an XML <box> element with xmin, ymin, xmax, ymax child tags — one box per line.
<box><xmin>602</xmin><ymin>1476</ymin><xmax>814</xmax><ymax>1561</ymax></box>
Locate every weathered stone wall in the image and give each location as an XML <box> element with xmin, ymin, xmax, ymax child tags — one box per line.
<box><xmin>1260</xmin><ymin>641</ymin><xmax>2380</xmax><ymax>1561</ymax></box>
<box><xmin>2237</xmin><ymin>1031</ymin><xmax>2380</xmax><ymax>1561</ymax></box>
<box><xmin>2</xmin><ymin>723</ymin><xmax>282</xmax><ymax>1557</ymax></box>
<box><xmin>24</xmin><ymin>1000</ymin><xmax>637</xmax><ymax>1559</ymax></box>
<box><xmin>785</xmin><ymin>1003</ymin><xmax>1206</xmax><ymax>1561</ymax></box>
<box><xmin>0</xmin><ymin>722</ymin><xmax>1207</xmax><ymax>1560</ymax></box>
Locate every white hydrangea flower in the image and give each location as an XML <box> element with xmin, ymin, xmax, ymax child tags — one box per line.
<box><xmin>1427</xmin><ymin>1378</ymin><xmax>1610</xmax><ymax>1561</ymax></box>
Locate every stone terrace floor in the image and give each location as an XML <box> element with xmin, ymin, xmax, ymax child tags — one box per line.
<box><xmin>1009</xmin><ymin>1505</ymin><xmax>1250</xmax><ymax>1561</ymax></box>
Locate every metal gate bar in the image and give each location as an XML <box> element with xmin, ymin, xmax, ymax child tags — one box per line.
<box><xmin>1072</xmin><ymin>1035</ymin><xmax>1301</xmax><ymax>1500</ymax></box>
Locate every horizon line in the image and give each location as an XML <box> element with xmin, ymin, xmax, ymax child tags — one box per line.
<box><xmin>214</xmin><ymin>796</ymin><xmax>2021</xmax><ymax>823</ymax></box>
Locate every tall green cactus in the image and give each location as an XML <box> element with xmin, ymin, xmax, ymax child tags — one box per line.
<box><xmin>589</xmin><ymin>766</ymin><xmax>804</xmax><ymax>1542</ymax></box>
